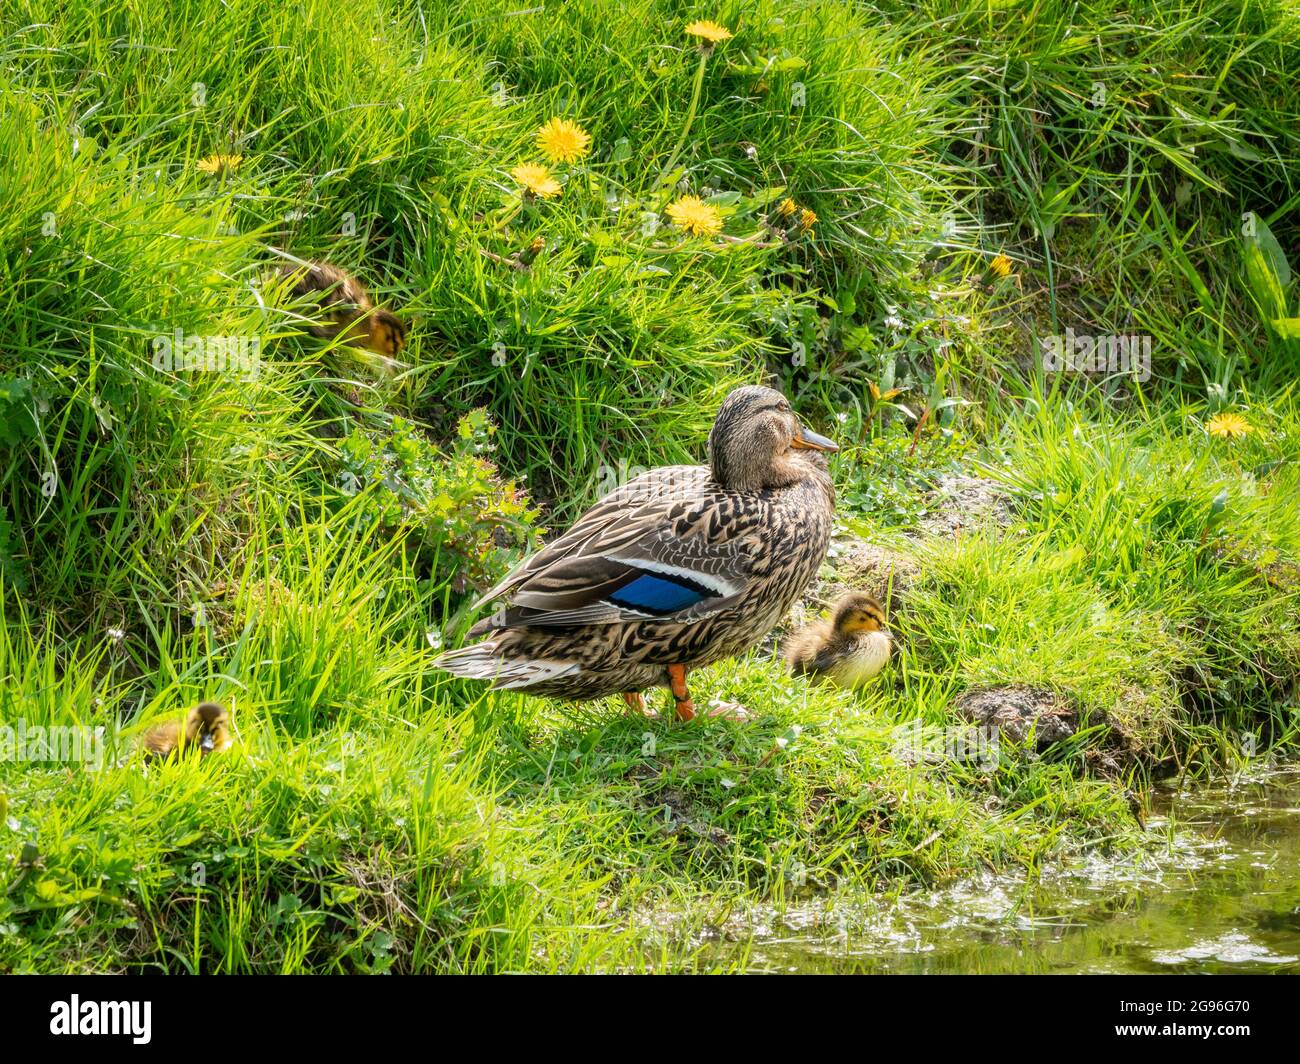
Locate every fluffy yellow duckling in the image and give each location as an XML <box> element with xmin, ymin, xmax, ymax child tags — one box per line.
<box><xmin>277</xmin><ymin>259</ymin><xmax>406</xmax><ymax>359</ymax></box>
<box><xmin>142</xmin><ymin>702</ymin><xmax>233</xmax><ymax>760</ymax></box>
<box><xmin>784</xmin><ymin>591</ymin><xmax>892</xmax><ymax>688</ymax></box>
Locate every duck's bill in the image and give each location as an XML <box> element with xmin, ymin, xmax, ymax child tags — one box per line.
<box><xmin>791</xmin><ymin>425</ymin><xmax>839</xmax><ymax>452</ymax></box>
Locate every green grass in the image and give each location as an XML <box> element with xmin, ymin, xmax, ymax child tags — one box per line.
<box><xmin>1</xmin><ymin>0</ymin><xmax>1299</xmax><ymax>972</ymax></box>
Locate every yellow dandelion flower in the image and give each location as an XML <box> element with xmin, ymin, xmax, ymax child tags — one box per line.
<box><xmin>511</xmin><ymin>163</ymin><xmax>562</xmax><ymax>199</ymax></box>
<box><xmin>536</xmin><ymin>117</ymin><xmax>591</xmax><ymax>165</ymax></box>
<box><xmin>777</xmin><ymin>198</ymin><xmax>798</xmax><ymax>218</ymax></box>
<box><xmin>666</xmin><ymin>195</ymin><xmax>723</xmax><ymax>237</ymax></box>
<box><xmin>1206</xmin><ymin>412</ymin><xmax>1253</xmax><ymax>439</ymax></box>
<box><xmin>685</xmin><ymin>20</ymin><xmax>733</xmax><ymax>43</ymax></box>
<box><xmin>197</xmin><ymin>154</ymin><xmax>242</xmax><ymax>175</ymax></box>
<box><xmin>989</xmin><ymin>253</ymin><xmax>1013</xmax><ymax>278</ymax></box>
<box><xmin>798</xmin><ymin>207</ymin><xmax>817</xmax><ymax>231</ymax></box>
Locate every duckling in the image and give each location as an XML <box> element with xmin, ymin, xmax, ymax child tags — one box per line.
<box><xmin>785</xmin><ymin>591</ymin><xmax>892</xmax><ymax>688</ymax></box>
<box><xmin>480</xmin><ymin>236</ymin><xmax>546</xmax><ymax>272</ymax></box>
<box><xmin>276</xmin><ymin>259</ymin><xmax>406</xmax><ymax>359</ymax></box>
<box><xmin>142</xmin><ymin>702</ymin><xmax>232</xmax><ymax>760</ymax></box>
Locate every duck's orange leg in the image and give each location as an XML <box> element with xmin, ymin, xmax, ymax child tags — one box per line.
<box><xmin>622</xmin><ymin>691</ymin><xmax>656</xmax><ymax>718</ymax></box>
<box><xmin>666</xmin><ymin>664</ymin><xmax>695</xmax><ymax>722</ymax></box>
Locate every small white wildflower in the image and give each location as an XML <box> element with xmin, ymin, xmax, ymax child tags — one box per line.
<box><xmin>107</xmin><ymin>627</ymin><xmax>125</xmax><ymax>643</ymax></box>
<box><xmin>426</xmin><ymin>629</ymin><xmax>444</xmax><ymax>650</ymax></box>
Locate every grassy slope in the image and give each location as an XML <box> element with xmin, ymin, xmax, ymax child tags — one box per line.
<box><xmin>1</xmin><ymin>0</ymin><xmax>1298</xmax><ymax>971</ymax></box>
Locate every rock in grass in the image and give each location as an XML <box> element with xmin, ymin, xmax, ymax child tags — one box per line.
<box><xmin>916</xmin><ymin>474</ymin><xmax>1014</xmax><ymax>538</ymax></box>
<box><xmin>955</xmin><ymin>685</ymin><xmax>1076</xmax><ymax>751</ymax></box>
<box><xmin>827</xmin><ymin>540</ymin><xmax>921</xmax><ymax>603</ymax></box>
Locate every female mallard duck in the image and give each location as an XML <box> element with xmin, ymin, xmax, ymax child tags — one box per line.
<box><xmin>142</xmin><ymin>702</ymin><xmax>232</xmax><ymax>760</ymax></box>
<box><xmin>276</xmin><ymin>258</ymin><xmax>406</xmax><ymax>359</ymax></box>
<box><xmin>436</xmin><ymin>385</ymin><xmax>837</xmax><ymax>720</ymax></box>
<box><xmin>784</xmin><ymin>591</ymin><xmax>892</xmax><ymax>688</ymax></box>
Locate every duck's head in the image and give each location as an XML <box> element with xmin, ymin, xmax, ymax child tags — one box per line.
<box><xmin>831</xmin><ymin>592</ymin><xmax>887</xmax><ymax>636</ymax></box>
<box><xmin>188</xmin><ymin>701</ymin><xmax>230</xmax><ymax>755</ymax></box>
<box><xmin>367</xmin><ymin>309</ymin><xmax>406</xmax><ymax>357</ymax></box>
<box><xmin>707</xmin><ymin>385</ymin><xmax>837</xmax><ymax>491</ymax></box>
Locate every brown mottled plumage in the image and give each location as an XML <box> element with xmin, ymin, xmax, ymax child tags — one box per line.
<box><xmin>785</xmin><ymin>591</ymin><xmax>892</xmax><ymax>688</ymax></box>
<box><xmin>436</xmin><ymin>385</ymin><xmax>838</xmax><ymax>720</ymax></box>
<box><xmin>142</xmin><ymin>702</ymin><xmax>232</xmax><ymax>760</ymax></box>
<box><xmin>277</xmin><ymin>259</ymin><xmax>406</xmax><ymax>358</ymax></box>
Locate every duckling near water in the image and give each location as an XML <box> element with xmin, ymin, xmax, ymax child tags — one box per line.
<box><xmin>142</xmin><ymin>702</ymin><xmax>232</xmax><ymax>760</ymax></box>
<box><xmin>276</xmin><ymin>259</ymin><xmax>406</xmax><ymax>360</ymax></box>
<box><xmin>784</xmin><ymin>591</ymin><xmax>892</xmax><ymax>688</ymax></box>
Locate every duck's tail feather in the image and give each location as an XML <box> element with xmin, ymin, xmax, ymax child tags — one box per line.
<box><xmin>434</xmin><ymin>641</ymin><xmax>580</xmax><ymax>690</ymax></box>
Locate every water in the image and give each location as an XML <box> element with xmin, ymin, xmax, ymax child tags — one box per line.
<box><xmin>714</xmin><ymin>764</ymin><xmax>1300</xmax><ymax>973</ymax></box>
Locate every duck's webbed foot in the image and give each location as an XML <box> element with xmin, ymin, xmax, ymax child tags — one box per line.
<box><xmin>666</xmin><ymin>664</ymin><xmax>696</xmax><ymax>722</ymax></box>
<box><xmin>622</xmin><ymin>691</ymin><xmax>657</xmax><ymax>718</ymax></box>
<box><xmin>706</xmin><ymin>699</ymin><xmax>753</xmax><ymax>721</ymax></box>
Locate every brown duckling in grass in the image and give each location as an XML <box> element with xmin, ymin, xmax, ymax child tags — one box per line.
<box><xmin>784</xmin><ymin>591</ymin><xmax>892</xmax><ymax>688</ymax></box>
<box><xmin>276</xmin><ymin>259</ymin><xmax>406</xmax><ymax>362</ymax></box>
<box><xmin>142</xmin><ymin>702</ymin><xmax>232</xmax><ymax>760</ymax></box>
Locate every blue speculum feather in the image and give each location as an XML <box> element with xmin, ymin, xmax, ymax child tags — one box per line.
<box><xmin>607</xmin><ymin>572</ymin><xmax>713</xmax><ymax>615</ymax></box>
